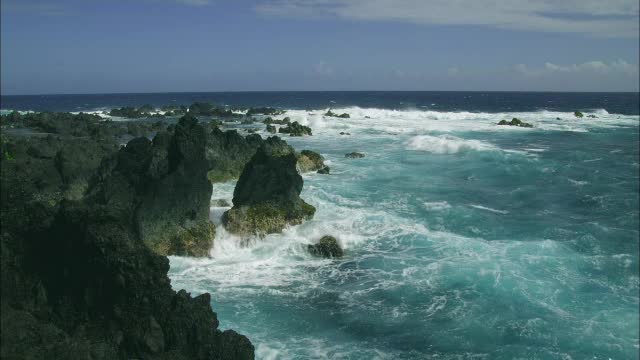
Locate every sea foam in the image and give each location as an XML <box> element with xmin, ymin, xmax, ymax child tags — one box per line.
<box><xmin>405</xmin><ymin>135</ymin><xmax>497</xmax><ymax>154</ymax></box>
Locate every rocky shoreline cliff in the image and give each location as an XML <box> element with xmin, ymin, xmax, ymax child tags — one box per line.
<box><xmin>0</xmin><ymin>110</ymin><xmax>291</xmax><ymax>359</ymax></box>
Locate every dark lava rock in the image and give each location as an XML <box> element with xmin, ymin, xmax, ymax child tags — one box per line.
<box><xmin>345</xmin><ymin>152</ymin><xmax>365</xmax><ymax>158</ymax></box>
<box><xmin>0</xmin><ymin>116</ymin><xmax>254</xmax><ymax>359</ymax></box>
<box><xmin>317</xmin><ymin>166</ymin><xmax>330</xmax><ymax>174</ymax></box>
<box><xmin>135</xmin><ymin>115</ymin><xmax>215</xmax><ymax>257</ymax></box>
<box><xmin>246</xmin><ymin>107</ymin><xmax>285</xmax><ymax>116</ymax></box>
<box><xmin>339</xmin><ymin>132</ymin><xmax>351</xmax><ymax>135</ymax></box>
<box><xmin>222</xmin><ymin>137</ymin><xmax>315</xmax><ymax>237</ymax></box>
<box><xmin>263</xmin><ymin>117</ymin><xmax>290</xmax><ymax>125</ymax></box>
<box><xmin>205</xmin><ymin>128</ymin><xmax>263</xmax><ymax>183</ymax></box>
<box><xmin>297</xmin><ymin>150</ymin><xmax>325</xmax><ymax>173</ymax></box>
<box><xmin>574</xmin><ymin>111</ymin><xmax>584</xmax><ymax>118</ymax></box>
<box><xmin>497</xmin><ymin>118</ymin><xmax>533</xmax><ymax>128</ymax></box>
<box><xmin>278</xmin><ymin>121</ymin><xmax>312</xmax><ymax>136</ymax></box>
<box><xmin>308</xmin><ymin>236</ymin><xmax>344</xmax><ymax>258</ymax></box>
<box><xmin>266</xmin><ymin>124</ymin><xmax>276</xmax><ymax>134</ymax></box>
<box><xmin>587</xmin><ymin>114</ymin><xmax>598</xmax><ymax>118</ymax></box>
<box><xmin>325</xmin><ymin>110</ymin><xmax>350</xmax><ymax>118</ymax></box>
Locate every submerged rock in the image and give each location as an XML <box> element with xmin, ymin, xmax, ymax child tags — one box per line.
<box><xmin>587</xmin><ymin>114</ymin><xmax>598</xmax><ymax>118</ymax></box>
<box><xmin>308</xmin><ymin>236</ymin><xmax>344</xmax><ymax>258</ymax></box>
<box><xmin>497</xmin><ymin>118</ymin><xmax>533</xmax><ymax>128</ymax></box>
<box><xmin>345</xmin><ymin>152</ymin><xmax>365</xmax><ymax>158</ymax></box>
<box><xmin>297</xmin><ymin>150</ymin><xmax>325</xmax><ymax>173</ymax></box>
<box><xmin>317</xmin><ymin>166</ymin><xmax>330</xmax><ymax>174</ymax></box>
<box><xmin>278</xmin><ymin>121</ymin><xmax>312</xmax><ymax>136</ymax></box>
<box><xmin>222</xmin><ymin>137</ymin><xmax>315</xmax><ymax>237</ymax></box>
<box><xmin>211</xmin><ymin>198</ymin><xmax>231</xmax><ymax>207</ymax></box>
<box><xmin>339</xmin><ymin>132</ymin><xmax>351</xmax><ymax>135</ymax></box>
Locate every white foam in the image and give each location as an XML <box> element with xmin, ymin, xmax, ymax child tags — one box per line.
<box><xmin>423</xmin><ymin>201</ymin><xmax>452</xmax><ymax>211</ymax></box>
<box><xmin>469</xmin><ymin>204</ymin><xmax>509</xmax><ymax>214</ymax></box>
<box><xmin>405</xmin><ymin>135</ymin><xmax>497</xmax><ymax>154</ymax></box>
<box><xmin>278</xmin><ymin>107</ymin><xmax>639</xmax><ymax>138</ymax></box>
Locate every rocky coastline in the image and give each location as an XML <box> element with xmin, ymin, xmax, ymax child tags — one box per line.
<box><xmin>0</xmin><ymin>104</ymin><xmax>326</xmax><ymax>359</ymax></box>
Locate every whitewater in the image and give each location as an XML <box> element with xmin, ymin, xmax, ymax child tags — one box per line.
<box><xmin>167</xmin><ymin>107</ymin><xmax>640</xmax><ymax>359</ymax></box>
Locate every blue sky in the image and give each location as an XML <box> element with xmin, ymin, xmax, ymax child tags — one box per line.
<box><xmin>1</xmin><ymin>0</ymin><xmax>638</xmax><ymax>94</ymax></box>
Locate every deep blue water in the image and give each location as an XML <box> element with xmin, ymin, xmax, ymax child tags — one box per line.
<box><xmin>2</xmin><ymin>91</ymin><xmax>639</xmax><ymax>115</ymax></box>
<box><xmin>3</xmin><ymin>92</ymin><xmax>638</xmax><ymax>359</ymax></box>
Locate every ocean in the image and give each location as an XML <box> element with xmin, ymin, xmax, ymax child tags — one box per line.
<box><xmin>2</xmin><ymin>92</ymin><xmax>639</xmax><ymax>359</ymax></box>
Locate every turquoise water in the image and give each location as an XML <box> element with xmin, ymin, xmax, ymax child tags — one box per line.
<box><xmin>164</xmin><ymin>107</ymin><xmax>640</xmax><ymax>359</ymax></box>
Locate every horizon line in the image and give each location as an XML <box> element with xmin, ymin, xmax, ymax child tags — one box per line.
<box><xmin>3</xmin><ymin>89</ymin><xmax>639</xmax><ymax>97</ymax></box>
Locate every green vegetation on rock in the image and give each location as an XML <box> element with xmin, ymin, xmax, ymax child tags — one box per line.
<box><xmin>308</xmin><ymin>235</ymin><xmax>344</xmax><ymax>258</ymax></box>
<box><xmin>278</xmin><ymin>121</ymin><xmax>312</xmax><ymax>136</ymax></box>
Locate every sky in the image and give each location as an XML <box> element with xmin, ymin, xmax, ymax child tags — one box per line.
<box><xmin>1</xmin><ymin>0</ymin><xmax>639</xmax><ymax>94</ymax></box>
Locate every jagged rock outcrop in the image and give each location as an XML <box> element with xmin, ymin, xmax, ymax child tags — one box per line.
<box><xmin>263</xmin><ymin>117</ymin><xmax>290</xmax><ymax>125</ymax></box>
<box><xmin>308</xmin><ymin>236</ymin><xmax>344</xmax><ymax>258</ymax></box>
<box><xmin>297</xmin><ymin>150</ymin><xmax>328</xmax><ymax>174</ymax></box>
<box><xmin>574</xmin><ymin>111</ymin><xmax>584</xmax><ymax>118</ymax></box>
<box><xmin>134</xmin><ymin>115</ymin><xmax>215</xmax><ymax>257</ymax></box>
<box><xmin>222</xmin><ymin>137</ymin><xmax>315</xmax><ymax>237</ymax></box>
<box><xmin>0</xmin><ymin>115</ymin><xmax>254</xmax><ymax>359</ymax></box>
<box><xmin>205</xmin><ymin>128</ymin><xmax>264</xmax><ymax>183</ymax></box>
<box><xmin>278</xmin><ymin>121</ymin><xmax>312</xmax><ymax>136</ymax></box>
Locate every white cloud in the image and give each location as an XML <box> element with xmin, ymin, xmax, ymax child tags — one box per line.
<box><xmin>515</xmin><ymin>60</ymin><xmax>639</xmax><ymax>77</ymax></box>
<box><xmin>313</xmin><ymin>61</ymin><xmax>334</xmax><ymax>76</ymax></box>
<box><xmin>256</xmin><ymin>0</ymin><xmax>639</xmax><ymax>38</ymax></box>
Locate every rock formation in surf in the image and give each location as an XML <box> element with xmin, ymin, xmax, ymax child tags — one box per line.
<box><xmin>278</xmin><ymin>121</ymin><xmax>312</xmax><ymax>136</ymax></box>
<box><xmin>345</xmin><ymin>152</ymin><xmax>365</xmax><ymax>158</ymax></box>
<box><xmin>297</xmin><ymin>149</ymin><xmax>329</xmax><ymax>174</ymax></box>
<box><xmin>308</xmin><ymin>236</ymin><xmax>344</xmax><ymax>258</ymax></box>
<box><xmin>497</xmin><ymin>118</ymin><xmax>533</xmax><ymax>128</ymax></box>
<box><xmin>222</xmin><ymin>136</ymin><xmax>316</xmax><ymax>236</ymax></box>
<box><xmin>205</xmin><ymin>128</ymin><xmax>264</xmax><ymax>183</ymax></box>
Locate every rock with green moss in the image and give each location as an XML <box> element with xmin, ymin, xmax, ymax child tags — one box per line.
<box><xmin>266</xmin><ymin>124</ymin><xmax>276</xmax><ymax>134</ymax></box>
<box><xmin>497</xmin><ymin>118</ymin><xmax>533</xmax><ymax>128</ymax></box>
<box><xmin>308</xmin><ymin>236</ymin><xmax>343</xmax><ymax>258</ymax></box>
<box><xmin>126</xmin><ymin>115</ymin><xmax>215</xmax><ymax>257</ymax></box>
<box><xmin>574</xmin><ymin>111</ymin><xmax>584</xmax><ymax>118</ymax></box>
<box><xmin>297</xmin><ymin>150</ymin><xmax>326</xmax><ymax>173</ymax></box>
<box><xmin>278</xmin><ymin>121</ymin><xmax>312</xmax><ymax>136</ymax></box>
<box><xmin>222</xmin><ymin>137</ymin><xmax>315</xmax><ymax>237</ymax></box>
<box><xmin>205</xmin><ymin>129</ymin><xmax>264</xmax><ymax>183</ymax></box>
